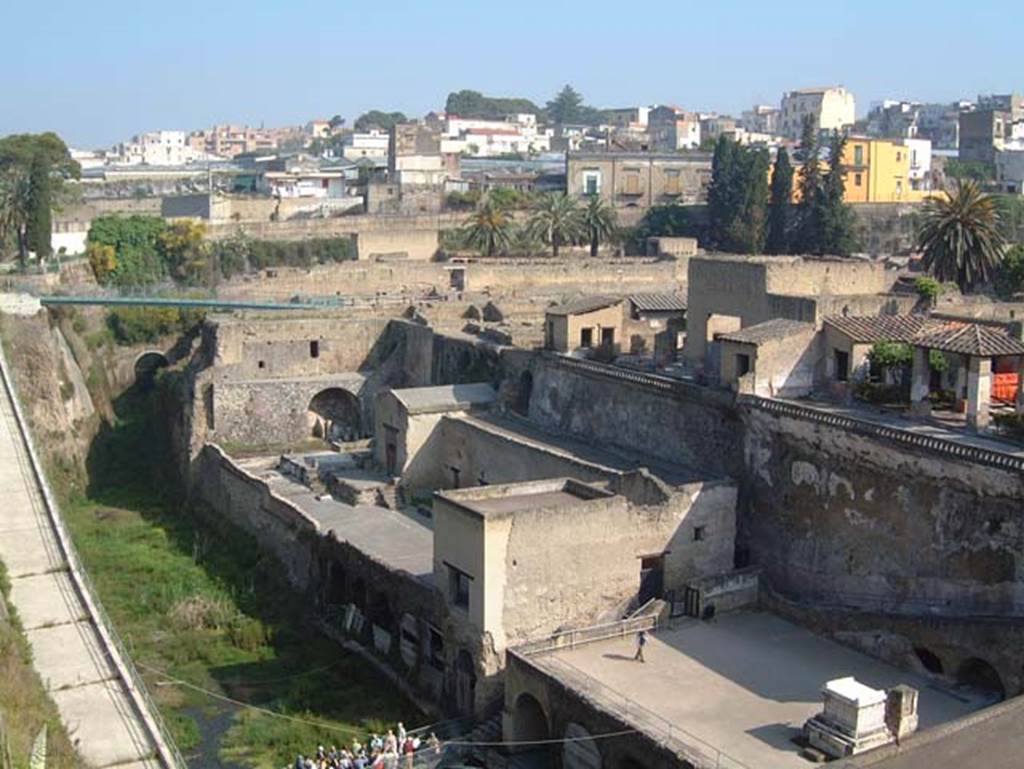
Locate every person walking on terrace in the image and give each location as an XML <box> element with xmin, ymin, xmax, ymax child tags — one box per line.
<box><xmin>634</xmin><ymin>629</ymin><xmax>647</xmax><ymax>663</ymax></box>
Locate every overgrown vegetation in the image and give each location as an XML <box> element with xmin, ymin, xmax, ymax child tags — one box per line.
<box><xmin>106</xmin><ymin>306</ymin><xmax>205</xmax><ymax>345</ymax></box>
<box><xmin>53</xmin><ymin>380</ymin><xmax>416</xmax><ymax>768</ymax></box>
<box><xmin>86</xmin><ymin>215</ymin><xmax>356</xmax><ymax>287</ymax></box>
<box><xmin>0</xmin><ymin>562</ymin><xmax>82</xmax><ymax>769</ymax></box>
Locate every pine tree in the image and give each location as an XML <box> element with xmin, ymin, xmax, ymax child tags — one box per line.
<box><xmin>821</xmin><ymin>131</ymin><xmax>858</xmax><ymax>255</ymax></box>
<box><xmin>766</xmin><ymin>147</ymin><xmax>794</xmax><ymax>254</ymax></box>
<box><xmin>794</xmin><ymin>117</ymin><xmax>824</xmax><ymax>254</ymax></box>
<box><xmin>25</xmin><ymin>152</ymin><xmax>51</xmax><ymax>259</ymax></box>
<box><xmin>545</xmin><ymin>85</ymin><xmax>585</xmax><ymax>124</ymax></box>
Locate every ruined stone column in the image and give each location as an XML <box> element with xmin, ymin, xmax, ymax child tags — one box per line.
<box><xmin>909</xmin><ymin>346</ymin><xmax>931</xmax><ymax>417</ymax></box>
<box><xmin>966</xmin><ymin>355</ymin><xmax>992</xmax><ymax>431</ymax></box>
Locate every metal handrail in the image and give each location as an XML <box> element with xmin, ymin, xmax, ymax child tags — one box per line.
<box><xmin>513</xmin><ymin>614</ymin><xmax>659</xmax><ymax>656</ymax></box>
<box><xmin>0</xmin><ymin>344</ymin><xmax>185</xmax><ymax>769</ymax></box>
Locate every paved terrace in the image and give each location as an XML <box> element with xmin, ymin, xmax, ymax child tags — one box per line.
<box><xmin>0</xmin><ymin>355</ymin><xmax>171</xmax><ymax>769</ymax></box>
<box><xmin>236</xmin><ymin>457</ymin><xmax>434</xmax><ymax>584</ymax></box>
<box><xmin>531</xmin><ymin>612</ymin><xmax>988</xmax><ymax>769</ymax></box>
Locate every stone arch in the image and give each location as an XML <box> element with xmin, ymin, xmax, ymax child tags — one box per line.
<box><xmin>513</xmin><ymin>370</ymin><xmax>534</xmax><ymax>416</ymax></box>
<box><xmin>957</xmin><ymin>657</ymin><xmax>1005</xmax><ymax>700</ymax></box>
<box><xmin>563</xmin><ymin>722</ymin><xmax>602</xmax><ymax>769</ymax></box>
<box><xmin>307</xmin><ymin>387</ymin><xmax>363</xmax><ymax>442</ymax></box>
<box><xmin>134</xmin><ymin>351</ymin><xmax>169</xmax><ymax>383</ymax></box>
<box><xmin>913</xmin><ymin>646</ymin><xmax>944</xmax><ymax>675</ymax></box>
<box><xmin>512</xmin><ymin>692</ymin><xmax>549</xmax><ymax>743</ymax></box>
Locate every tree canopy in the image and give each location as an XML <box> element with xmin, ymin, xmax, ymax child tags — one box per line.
<box><xmin>445</xmin><ymin>90</ymin><xmax>541</xmax><ymax>119</ymax></box>
<box><xmin>707</xmin><ymin>135</ymin><xmax>770</xmax><ymax>254</ymax></box>
<box><xmin>765</xmin><ymin>147</ymin><xmax>794</xmax><ymax>254</ymax></box>
<box><xmin>0</xmin><ymin>132</ymin><xmax>78</xmax><ymax>260</ymax></box>
<box><xmin>353</xmin><ymin>111</ymin><xmax>407</xmax><ymax>132</ymax></box>
<box><xmin>544</xmin><ymin>85</ymin><xmax>604</xmax><ymax>126</ymax></box>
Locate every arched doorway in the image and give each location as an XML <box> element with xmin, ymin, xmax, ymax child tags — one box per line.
<box><xmin>513</xmin><ymin>370</ymin><xmax>534</xmax><ymax>416</ymax></box>
<box><xmin>957</xmin><ymin>658</ymin><xmax>1005</xmax><ymax>700</ymax></box>
<box><xmin>455</xmin><ymin>650</ymin><xmax>477</xmax><ymax>715</ymax></box>
<box><xmin>563</xmin><ymin>722</ymin><xmax>601</xmax><ymax>769</ymax></box>
<box><xmin>512</xmin><ymin>693</ymin><xmax>549</xmax><ymax>742</ymax></box>
<box><xmin>307</xmin><ymin>388</ymin><xmax>363</xmax><ymax>442</ymax></box>
<box><xmin>134</xmin><ymin>351</ymin><xmax>169</xmax><ymax>386</ymax></box>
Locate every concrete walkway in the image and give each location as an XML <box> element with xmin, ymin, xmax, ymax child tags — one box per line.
<box><xmin>0</xmin><ymin>365</ymin><xmax>162</xmax><ymax>769</ymax></box>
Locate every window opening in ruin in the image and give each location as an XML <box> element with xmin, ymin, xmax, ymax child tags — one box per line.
<box><xmin>601</xmin><ymin>327</ymin><xmax>615</xmax><ymax>347</ymax></box>
<box><xmin>693</xmin><ymin>525</ymin><xmax>706</xmax><ymax>541</ymax></box>
<box><xmin>450</xmin><ymin>466</ymin><xmax>461</xmax><ymax>488</ymax></box>
<box><xmin>580</xmin><ymin>327</ymin><xmax>593</xmax><ymax>348</ymax></box>
<box><xmin>310</xmin><ymin>340</ymin><xmax>320</xmax><ymax>358</ymax></box>
<box><xmin>447</xmin><ymin>563</ymin><xmax>471</xmax><ymax>610</ymax></box>
<box><xmin>258</xmin><ymin>360</ymin><xmax>265</xmax><ymax>369</ymax></box>
<box><xmin>736</xmin><ymin>354</ymin><xmax>751</xmax><ymax>377</ymax></box>
<box><xmin>428</xmin><ymin>627</ymin><xmax>445</xmax><ymax>670</ymax></box>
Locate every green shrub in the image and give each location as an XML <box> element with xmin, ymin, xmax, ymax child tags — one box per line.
<box><xmin>993</xmin><ymin>413</ymin><xmax>1024</xmax><ymax>441</ymax></box>
<box><xmin>106</xmin><ymin>306</ymin><xmax>205</xmax><ymax>345</ymax></box>
<box><xmin>854</xmin><ymin>381</ymin><xmax>908</xmax><ymax>404</ymax></box>
<box><xmin>914</xmin><ymin>276</ymin><xmax>942</xmax><ymax>301</ymax></box>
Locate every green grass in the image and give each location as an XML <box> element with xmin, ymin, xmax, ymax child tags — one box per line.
<box><xmin>60</xmin><ymin>383</ymin><xmax>418</xmax><ymax>769</ymax></box>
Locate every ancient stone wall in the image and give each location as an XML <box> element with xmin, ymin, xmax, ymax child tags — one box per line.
<box><xmin>740</xmin><ymin>400</ymin><xmax>1024</xmax><ymax>616</ymax></box>
<box><xmin>525</xmin><ymin>355</ymin><xmax>744</xmax><ymax>478</ymax></box>
<box><xmin>192</xmin><ymin>445</ymin><xmax>321</xmax><ymax>589</ymax></box>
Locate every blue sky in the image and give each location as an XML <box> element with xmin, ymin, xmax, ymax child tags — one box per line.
<box><xmin>1</xmin><ymin>0</ymin><xmax>1019</xmax><ymax>148</ymax></box>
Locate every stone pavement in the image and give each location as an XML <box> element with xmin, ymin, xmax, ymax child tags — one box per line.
<box><xmin>537</xmin><ymin>612</ymin><xmax>986</xmax><ymax>769</ymax></box>
<box><xmin>0</xmin><ymin>367</ymin><xmax>161</xmax><ymax>769</ymax></box>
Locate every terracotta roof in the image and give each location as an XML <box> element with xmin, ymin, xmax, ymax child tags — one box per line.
<box><xmin>629</xmin><ymin>293</ymin><xmax>687</xmax><ymax>312</ymax></box>
<box><xmin>546</xmin><ymin>296</ymin><xmax>622</xmax><ymax>317</ymax></box>
<box><xmin>716</xmin><ymin>319</ymin><xmax>815</xmax><ymax>345</ymax></box>
<box><xmin>826</xmin><ymin>314</ymin><xmax>1024</xmax><ymax>356</ymax></box>
<box><xmin>824</xmin><ymin>315</ymin><xmax>931</xmax><ymax>343</ymax></box>
<box><xmin>913</xmin><ymin>323</ymin><xmax>1024</xmax><ymax>357</ymax></box>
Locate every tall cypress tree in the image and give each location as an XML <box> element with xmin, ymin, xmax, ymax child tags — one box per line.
<box><xmin>730</xmin><ymin>147</ymin><xmax>770</xmax><ymax>254</ymax></box>
<box><xmin>766</xmin><ymin>147</ymin><xmax>794</xmax><ymax>254</ymax></box>
<box><xmin>794</xmin><ymin>117</ymin><xmax>824</xmax><ymax>254</ymax></box>
<box><xmin>821</xmin><ymin>131</ymin><xmax>858</xmax><ymax>255</ymax></box>
<box><xmin>707</xmin><ymin>135</ymin><xmax>737</xmax><ymax>249</ymax></box>
<box><xmin>26</xmin><ymin>152</ymin><xmax>52</xmax><ymax>259</ymax></box>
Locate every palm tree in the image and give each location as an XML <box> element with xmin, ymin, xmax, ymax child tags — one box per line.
<box><xmin>581</xmin><ymin>194</ymin><xmax>618</xmax><ymax>257</ymax></box>
<box><xmin>918</xmin><ymin>180</ymin><xmax>1005</xmax><ymax>292</ymax></box>
<box><xmin>528</xmin><ymin>193</ymin><xmax>584</xmax><ymax>257</ymax></box>
<box><xmin>462</xmin><ymin>195</ymin><xmax>513</xmax><ymax>257</ymax></box>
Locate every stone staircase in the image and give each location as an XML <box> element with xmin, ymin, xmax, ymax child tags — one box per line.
<box><xmin>376</xmin><ymin>482</ymin><xmax>400</xmax><ymax>511</ymax></box>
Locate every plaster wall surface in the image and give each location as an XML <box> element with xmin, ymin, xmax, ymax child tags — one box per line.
<box><xmin>741</xmin><ymin>405</ymin><xmax>1024</xmax><ymax>614</ymax></box>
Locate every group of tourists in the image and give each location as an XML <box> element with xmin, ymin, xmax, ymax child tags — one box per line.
<box><xmin>291</xmin><ymin>723</ymin><xmax>442</xmax><ymax>769</ymax></box>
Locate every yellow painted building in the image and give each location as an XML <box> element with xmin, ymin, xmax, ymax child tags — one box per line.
<box><xmin>842</xmin><ymin>137</ymin><xmax>929</xmax><ymax>203</ymax></box>
<box><xmin>786</xmin><ymin>137</ymin><xmax>931</xmax><ymax>204</ymax></box>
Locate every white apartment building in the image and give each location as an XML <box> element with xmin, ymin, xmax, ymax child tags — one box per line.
<box><xmin>779</xmin><ymin>86</ymin><xmax>856</xmax><ymax>139</ymax></box>
<box><xmin>112</xmin><ymin>130</ymin><xmax>196</xmax><ymax>166</ymax></box>
<box><xmin>341</xmin><ymin>131</ymin><xmax>390</xmax><ymax>161</ymax></box>
<box><xmin>444</xmin><ymin>114</ymin><xmax>549</xmax><ymax>157</ymax></box>
<box><xmin>904</xmin><ymin>138</ymin><xmax>933</xmax><ymax>191</ymax></box>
